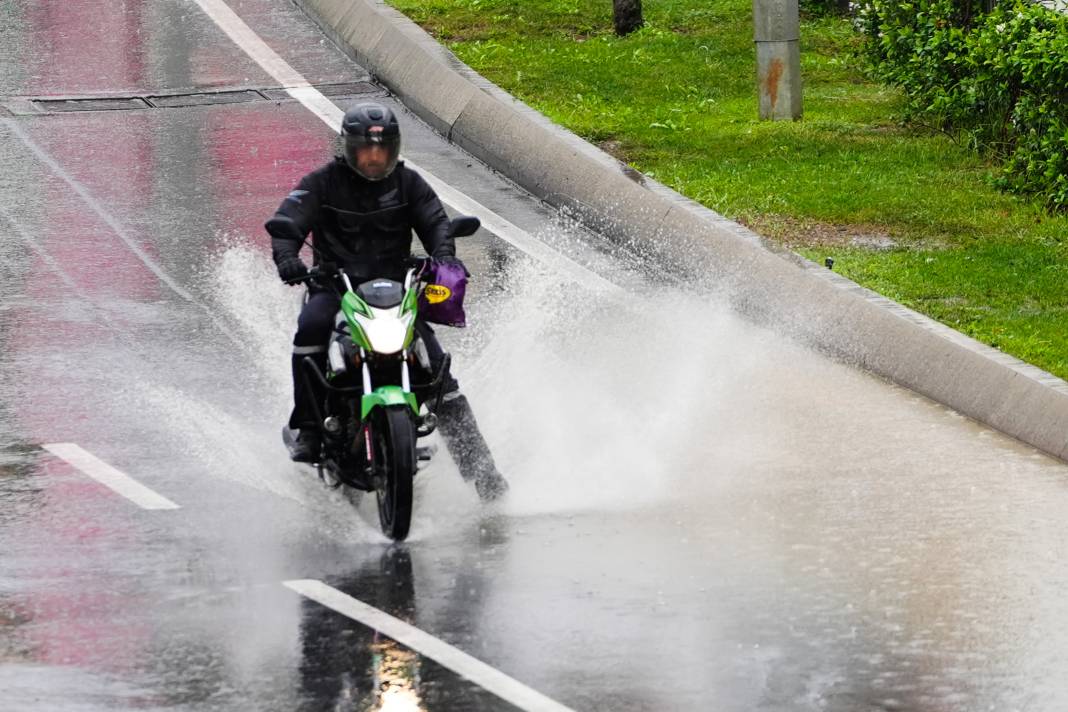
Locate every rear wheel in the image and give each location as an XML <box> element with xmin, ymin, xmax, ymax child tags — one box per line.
<box><xmin>373</xmin><ymin>405</ymin><xmax>416</xmax><ymax>540</ymax></box>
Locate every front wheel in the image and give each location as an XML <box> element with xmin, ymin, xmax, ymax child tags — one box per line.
<box><xmin>372</xmin><ymin>405</ymin><xmax>416</xmax><ymax>540</ymax></box>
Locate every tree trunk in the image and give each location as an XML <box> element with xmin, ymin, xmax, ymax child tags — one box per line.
<box><xmin>613</xmin><ymin>0</ymin><xmax>643</xmax><ymax>36</ymax></box>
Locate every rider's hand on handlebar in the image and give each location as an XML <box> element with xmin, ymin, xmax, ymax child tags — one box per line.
<box><xmin>406</xmin><ymin>256</ymin><xmax>433</xmax><ymax>278</ymax></box>
<box><xmin>277</xmin><ymin>257</ymin><xmax>309</xmax><ymax>284</ymax></box>
<box><xmin>433</xmin><ymin>255</ymin><xmax>470</xmax><ymax>278</ymax></box>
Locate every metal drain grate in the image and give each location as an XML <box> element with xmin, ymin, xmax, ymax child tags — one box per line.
<box><xmin>32</xmin><ymin>97</ymin><xmax>151</xmax><ymax>112</ymax></box>
<box><xmin>148</xmin><ymin>89</ymin><xmax>267</xmax><ymax>108</ymax></box>
<box><xmin>10</xmin><ymin>82</ymin><xmax>386</xmax><ymax>116</ymax></box>
<box><xmin>260</xmin><ymin>82</ymin><xmax>379</xmax><ymax>101</ymax></box>
<box><xmin>316</xmin><ymin>81</ymin><xmax>379</xmax><ymax>97</ymax></box>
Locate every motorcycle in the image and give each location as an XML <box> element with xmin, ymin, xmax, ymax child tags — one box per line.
<box><xmin>282</xmin><ymin>215</ymin><xmax>481</xmax><ymax>540</ymax></box>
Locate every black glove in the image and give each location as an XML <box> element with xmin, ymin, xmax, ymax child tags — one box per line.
<box><xmin>277</xmin><ymin>256</ymin><xmax>308</xmax><ymax>284</ymax></box>
<box><xmin>433</xmin><ymin>255</ymin><xmax>470</xmax><ymax>277</ymax></box>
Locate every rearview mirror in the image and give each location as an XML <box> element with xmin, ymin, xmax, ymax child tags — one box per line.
<box><xmin>447</xmin><ymin>215</ymin><xmax>481</xmax><ymax>238</ymax></box>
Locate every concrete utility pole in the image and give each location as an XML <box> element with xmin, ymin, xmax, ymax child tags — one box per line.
<box><xmin>753</xmin><ymin>0</ymin><xmax>802</xmax><ymax>120</ymax></box>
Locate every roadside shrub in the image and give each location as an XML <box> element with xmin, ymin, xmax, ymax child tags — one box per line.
<box><xmin>858</xmin><ymin>0</ymin><xmax>1068</xmax><ymax>211</ymax></box>
<box><xmin>801</xmin><ymin>0</ymin><xmax>851</xmax><ymax>16</ymax></box>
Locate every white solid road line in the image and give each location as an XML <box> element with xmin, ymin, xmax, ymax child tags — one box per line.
<box><xmin>0</xmin><ymin>205</ymin><xmax>84</xmax><ymax>295</ymax></box>
<box><xmin>0</xmin><ymin>120</ymin><xmax>243</xmax><ymax>347</ymax></box>
<box><xmin>1</xmin><ymin>119</ymin><xmax>197</xmax><ymax>303</ymax></box>
<box><xmin>417</xmin><ymin>170</ymin><xmax>621</xmax><ymax>294</ymax></box>
<box><xmin>43</xmin><ymin>443</ymin><xmax>180</xmax><ymax>510</ymax></box>
<box><xmin>190</xmin><ymin>0</ymin><xmax>620</xmax><ymax>294</ymax></box>
<box><xmin>284</xmin><ymin>579</ymin><xmax>577</xmax><ymax>712</ymax></box>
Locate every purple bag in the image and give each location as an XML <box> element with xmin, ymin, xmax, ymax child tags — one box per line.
<box><xmin>418</xmin><ymin>261</ymin><xmax>468</xmax><ymax>327</ymax></box>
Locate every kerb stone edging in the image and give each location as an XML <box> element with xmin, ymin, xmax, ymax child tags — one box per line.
<box><xmin>294</xmin><ymin>0</ymin><xmax>1068</xmax><ymax>464</ymax></box>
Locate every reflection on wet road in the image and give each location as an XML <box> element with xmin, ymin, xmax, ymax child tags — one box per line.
<box><xmin>2</xmin><ymin>0</ymin><xmax>1068</xmax><ymax>710</ymax></box>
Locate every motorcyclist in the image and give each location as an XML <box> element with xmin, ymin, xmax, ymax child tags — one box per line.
<box><xmin>264</xmin><ymin>101</ymin><xmax>508</xmax><ymax>500</ymax></box>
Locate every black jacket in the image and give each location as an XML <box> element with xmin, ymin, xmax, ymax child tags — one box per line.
<box><xmin>265</xmin><ymin>158</ymin><xmax>454</xmax><ymax>282</ymax></box>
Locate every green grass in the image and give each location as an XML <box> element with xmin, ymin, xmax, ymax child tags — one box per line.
<box><xmin>389</xmin><ymin>0</ymin><xmax>1068</xmax><ymax>379</ymax></box>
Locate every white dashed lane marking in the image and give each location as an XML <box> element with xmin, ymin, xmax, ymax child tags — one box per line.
<box><xmin>285</xmin><ymin>579</ymin><xmax>578</xmax><ymax>712</ymax></box>
<box><xmin>43</xmin><ymin>443</ymin><xmax>181</xmax><ymax>511</ymax></box>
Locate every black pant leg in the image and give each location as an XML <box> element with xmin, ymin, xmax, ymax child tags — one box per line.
<box><xmin>289</xmin><ymin>290</ymin><xmax>340</xmax><ymax>429</ymax></box>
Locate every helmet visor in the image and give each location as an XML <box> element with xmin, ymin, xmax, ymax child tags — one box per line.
<box><xmin>344</xmin><ymin>133</ymin><xmax>400</xmax><ymax>181</ymax></box>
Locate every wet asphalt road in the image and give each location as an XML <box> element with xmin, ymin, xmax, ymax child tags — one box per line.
<box><xmin>2</xmin><ymin>1</ymin><xmax>1068</xmax><ymax>710</ymax></box>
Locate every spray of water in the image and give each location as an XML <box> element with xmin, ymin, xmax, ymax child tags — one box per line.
<box><xmin>187</xmin><ymin>236</ymin><xmax>796</xmax><ymax>533</ymax></box>
<box><xmin>206</xmin><ymin>239</ymin><xmax>301</xmax><ymax>393</ymax></box>
<box><xmin>448</xmin><ymin>256</ymin><xmax>789</xmax><ymax>516</ymax></box>
<box><xmin>98</xmin><ymin>239</ymin><xmax>382</xmax><ymax>540</ymax></box>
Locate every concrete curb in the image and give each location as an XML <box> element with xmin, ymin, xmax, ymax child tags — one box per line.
<box><xmin>294</xmin><ymin>0</ymin><xmax>1068</xmax><ymax>463</ymax></box>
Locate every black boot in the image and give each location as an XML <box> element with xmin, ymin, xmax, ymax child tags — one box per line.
<box><xmin>436</xmin><ymin>394</ymin><xmax>509</xmax><ymax>501</ymax></box>
<box><xmin>290</xmin><ymin>428</ymin><xmax>321</xmax><ymax>463</ymax></box>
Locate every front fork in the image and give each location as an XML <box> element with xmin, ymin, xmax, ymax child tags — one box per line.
<box><xmin>358</xmin><ymin>349</ymin><xmax>418</xmax><ymax>468</ymax></box>
<box><xmin>363</xmin><ymin>423</ymin><xmax>375</xmax><ymax>468</ymax></box>
<box><xmin>360</xmin><ymin>349</ymin><xmax>377</xmax><ymax>467</ymax></box>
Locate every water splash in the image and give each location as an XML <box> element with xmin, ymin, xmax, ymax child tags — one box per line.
<box><xmin>452</xmin><ymin>257</ymin><xmax>784</xmax><ymax>516</ymax></box>
<box><xmin>192</xmin><ymin>238</ymin><xmax>792</xmax><ymax>527</ymax></box>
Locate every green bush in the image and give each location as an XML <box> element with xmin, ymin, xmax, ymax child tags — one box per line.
<box><xmin>800</xmin><ymin>0</ymin><xmax>850</xmax><ymax>16</ymax></box>
<box><xmin>858</xmin><ymin>0</ymin><xmax>1068</xmax><ymax>211</ymax></box>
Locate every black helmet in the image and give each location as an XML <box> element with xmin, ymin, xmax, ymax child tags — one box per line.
<box><xmin>340</xmin><ymin>102</ymin><xmax>401</xmax><ymax>181</ymax></box>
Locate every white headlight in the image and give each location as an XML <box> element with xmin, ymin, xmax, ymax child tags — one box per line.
<box><xmin>362</xmin><ymin>308</ymin><xmax>414</xmax><ymax>354</ymax></box>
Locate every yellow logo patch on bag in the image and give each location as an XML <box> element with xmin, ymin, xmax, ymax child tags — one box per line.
<box><xmin>424</xmin><ymin>284</ymin><xmax>452</xmax><ymax>304</ymax></box>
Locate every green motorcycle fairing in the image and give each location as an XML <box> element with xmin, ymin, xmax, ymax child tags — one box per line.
<box><xmin>340</xmin><ymin>291</ymin><xmax>373</xmax><ymax>350</ymax></box>
<box><xmin>362</xmin><ymin>385</ymin><xmax>419</xmax><ymax>420</ymax></box>
<box><xmin>337</xmin><ymin>275</ymin><xmax>421</xmax><ymax>420</ymax></box>
<box><xmin>340</xmin><ymin>286</ymin><xmax>418</xmax><ymax>352</ymax></box>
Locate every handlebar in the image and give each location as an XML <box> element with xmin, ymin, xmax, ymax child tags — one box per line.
<box><xmin>283</xmin><ymin>258</ymin><xmax>437</xmax><ymax>288</ymax></box>
<box><xmin>283</xmin><ymin>261</ymin><xmax>336</xmax><ymax>286</ymax></box>
<box><xmin>281</xmin><ymin>214</ymin><xmax>479</xmax><ymax>287</ymax></box>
